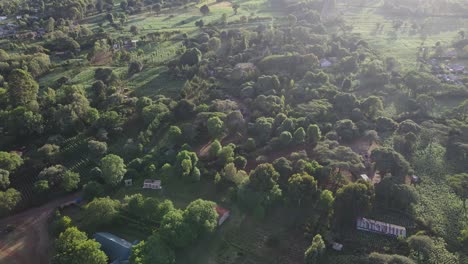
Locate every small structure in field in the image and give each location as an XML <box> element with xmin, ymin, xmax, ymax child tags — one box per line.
<box><xmin>360</xmin><ymin>174</ymin><xmax>370</xmax><ymax>182</ymax></box>
<box><xmin>143</xmin><ymin>179</ymin><xmax>162</xmax><ymax>189</ymax></box>
<box><xmin>93</xmin><ymin>232</ymin><xmax>134</xmax><ymax>263</ymax></box>
<box><xmin>332</xmin><ymin>242</ymin><xmax>343</xmax><ymax>251</ymax></box>
<box><xmin>215</xmin><ymin>206</ymin><xmax>230</xmax><ymax>226</ymax></box>
<box><xmin>411</xmin><ymin>175</ymin><xmax>420</xmax><ymax>185</ymax></box>
<box><xmin>320</xmin><ymin>58</ymin><xmax>333</xmax><ymax>68</ymax></box>
<box><xmin>356</xmin><ymin>217</ymin><xmax>406</xmax><ymax>238</ymax></box>
<box><xmin>124</xmin><ymin>179</ymin><xmax>133</xmax><ymax>187</ymax></box>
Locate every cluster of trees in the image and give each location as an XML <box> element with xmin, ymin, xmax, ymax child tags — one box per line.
<box><xmin>0</xmin><ymin>0</ymin><xmax>467</xmax><ymax>262</ymax></box>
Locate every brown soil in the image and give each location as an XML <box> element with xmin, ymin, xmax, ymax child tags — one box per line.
<box><xmin>0</xmin><ymin>193</ymin><xmax>81</xmax><ymax>264</ymax></box>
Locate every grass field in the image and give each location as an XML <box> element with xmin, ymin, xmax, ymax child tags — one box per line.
<box><xmin>337</xmin><ymin>0</ymin><xmax>468</xmax><ymax>70</ymax></box>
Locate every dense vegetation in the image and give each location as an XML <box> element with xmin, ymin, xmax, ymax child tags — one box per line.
<box><xmin>0</xmin><ymin>0</ymin><xmax>467</xmax><ymax>263</ymax></box>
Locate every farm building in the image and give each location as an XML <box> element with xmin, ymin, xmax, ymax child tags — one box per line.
<box><xmin>356</xmin><ymin>217</ymin><xmax>406</xmax><ymax>238</ymax></box>
<box><xmin>93</xmin><ymin>232</ymin><xmax>134</xmax><ymax>264</ymax></box>
<box><xmin>215</xmin><ymin>206</ymin><xmax>230</xmax><ymax>226</ymax></box>
<box><xmin>142</xmin><ymin>179</ymin><xmax>162</xmax><ymax>189</ymax></box>
<box><xmin>320</xmin><ymin>58</ymin><xmax>333</xmax><ymax>68</ymax></box>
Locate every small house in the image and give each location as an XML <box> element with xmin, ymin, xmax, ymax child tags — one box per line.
<box><xmin>332</xmin><ymin>242</ymin><xmax>343</xmax><ymax>251</ymax></box>
<box><xmin>124</xmin><ymin>179</ymin><xmax>133</xmax><ymax>187</ymax></box>
<box><xmin>93</xmin><ymin>232</ymin><xmax>134</xmax><ymax>264</ymax></box>
<box><xmin>411</xmin><ymin>175</ymin><xmax>420</xmax><ymax>184</ymax></box>
<box><xmin>320</xmin><ymin>58</ymin><xmax>333</xmax><ymax>68</ymax></box>
<box><xmin>215</xmin><ymin>206</ymin><xmax>230</xmax><ymax>226</ymax></box>
<box><xmin>142</xmin><ymin>179</ymin><xmax>161</xmax><ymax>189</ymax></box>
<box><xmin>360</xmin><ymin>174</ymin><xmax>370</xmax><ymax>182</ymax></box>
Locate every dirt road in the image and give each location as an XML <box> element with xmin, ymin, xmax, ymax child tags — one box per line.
<box><xmin>0</xmin><ymin>193</ymin><xmax>81</xmax><ymax>264</ymax></box>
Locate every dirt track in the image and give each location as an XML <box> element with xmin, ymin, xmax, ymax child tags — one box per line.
<box><xmin>0</xmin><ymin>193</ymin><xmax>81</xmax><ymax>264</ymax></box>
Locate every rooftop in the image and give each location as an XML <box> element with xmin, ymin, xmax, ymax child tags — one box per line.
<box><xmin>93</xmin><ymin>232</ymin><xmax>133</xmax><ymax>261</ymax></box>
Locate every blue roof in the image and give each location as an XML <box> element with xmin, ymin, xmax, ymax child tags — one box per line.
<box><xmin>93</xmin><ymin>232</ymin><xmax>132</xmax><ymax>261</ymax></box>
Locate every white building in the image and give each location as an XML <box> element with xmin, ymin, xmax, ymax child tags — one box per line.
<box><xmin>356</xmin><ymin>217</ymin><xmax>406</xmax><ymax>238</ymax></box>
<box><xmin>142</xmin><ymin>179</ymin><xmax>161</xmax><ymax>189</ymax></box>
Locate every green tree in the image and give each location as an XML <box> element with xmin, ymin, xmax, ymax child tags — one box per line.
<box><xmin>287</xmin><ymin>172</ymin><xmax>318</xmax><ymax>206</ymax></box>
<box><xmin>51</xmin><ymin>227</ymin><xmax>107</xmax><ymax>264</ymax></box>
<box><xmin>371</xmin><ymin>147</ymin><xmax>411</xmax><ymax>183</ymax></box>
<box><xmin>130</xmin><ymin>25</ymin><xmax>139</xmax><ymax>35</ymax></box>
<box><xmin>335</xmin><ymin>119</ymin><xmax>359</xmax><ymax>142</ymax></box>
<box><xmin>304</xmin><ymin>234</ymin><xmax>326</xmax><ymax>264</ymax></box>
<box><xmin>130</xmin><ymin>234</ymin><xmax>176</xmax><ymax>264</ymax></box>
<box><xmin>360</xmin><ymin>96</ymin><xmax>383</xmax><ymax>119</ymax></box>
<box><xmin>88</xmin><ymin>140</ymin><xmax>108</xmax><ymax>158</ymax></box>
<box><xmin>306</xmin><ymin>124</ymin><xmax>321</xmax><ymax>147</ymax></box>
<box><xmin>61</xmin><ymin>171</ymin><xmax>80</xmax><ymax>192</ymax></box>
<box><xmin>50</xmin><ymin>213</ymin><xmax>73</xmax><ymax>237</ymax></box>
<box><xmin>318</xmin><ymin>190</ymin><xmax>334</xmax><ymax>219</ymax></box>
<box><xmin>209</xmin><ymin>140</ymin><xmax>222</xmax><ymax>159</ymax></box>
<box><xmin>273</xmin><ymin>157</ymin><xmax>293</xmax><ymax>185</ymax></box>
<box><xmin>82</xmin><ymin>181</ymin><xmax>104</xmax><ymax>201</ymax></box>
<box><xmin>0</xmin><ymin>169</ymin><xmax>10</xmax><ymax>190</ymax></box>
<box><xmin>279</xmin><ymin>131</ymin><xmax>293</xmax><ymax>146</ymax></box>
<box><xmin>207</xmin><ymin>116</ymin><xmax>224</xmax><ymax>139</ymax></box>
<box><xmin>159</xmin><ymin>209</ymin><xmax>194</xmax><ymax>248</ymax></box>
<box><xmin>368</xmin><ymin>252</ymin><xmax>415</xmax><ymax>264</ymax></box>
<box><xmin>82</xmin><ymin>197</ymin><xmax>120</xmax><ymax>229</ymax></box>
<box><xmin>183</xmin><ymin>199</ymin><xmax>218</xmax><ymax>236</ymax></box>
<box><xmin>232</xmin><ymin>3</ymin><xmax>240</xmax><ymax>14</ymax></box>
<box><xmin>249</xmin><ymin>163</ymin><xmax>280</xmax><ymax>192</ymax></box>
<box><xmin>334</xmin><ymin>182</ymin><xmax>374</xmax><ymax>228</ymax></box>
<box><xmin>0</xmin><ymin>151</ymin><xmax>23</xmax><ymax>172</ymax></box>
<box><xmin>7</xmin><ymin>69</ymin><xmax>39</xmax><ymax>108</ymax></box>
<box><xmin>200</xmin><ymin>4</ymin><xmax>210</xmax><ymax>15</ymax></box>
<box><xmin>175</xmin><ymin>150</ymin><xmax>199</xmax><ymax>181</ymax></box>
<box><xmin>448</xmin><ymin>173</ymin><xmax>468</xmax><ymax>212</ymax></box>
<box><xmin>168</xmin><ymin>126</ymin><xmax>182</xmax><ymax>146</ymax></box>
<box><xmin>0</xmin><ymin>188</ymin><xmax>21</xmax><ymax>216</ymax></box>
<box><xmin>407</xmin><ymin>235</ymin><xmax>434</xmax><ymax>263</ymax></box>
<box><xmin>179</xmin><ymin>48</ymin><xmax>202</xmax><ymax>66</ymax></box>
<box><xmin>293</xmin><ymin>127</ymin><xmax>306</xmax><ymax>144</ymax></box>
<box><xmin>100</xmin><ymin>154</ymin><xmax>127</xmax><ymax>186</ymax></box>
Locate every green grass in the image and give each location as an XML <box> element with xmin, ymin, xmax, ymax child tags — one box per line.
<box><xmin>339</xmin><ymin>0</ymin><xmax>468</xmax><ymax>70</ymax></box>
<box><xmin>129</xmin><ymin>66</ymin><xmax>185</xmax><ymax>97</ymax></box>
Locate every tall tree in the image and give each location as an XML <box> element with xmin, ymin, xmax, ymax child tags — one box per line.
<box><xmin>51</xmin><ymin>227</ymin><xmax>107</xmax><ymax>264</ymax></box>
<box><xmin>304</xmin><ymin>234</ymin><xmax>326</xmax><ymax>264</ymax></box>
<box><xmin>334</xmin><ymin>182</ymin><xmax>374</xmax><ymax>228</ymax></box>
<box><xmin>7</xmin><ymin>69</ymin><xmax>39</xmax><ymax>108</ymax></box>
<box><xmin>287</xmin><ymin>172</ymin><xmax>318</xmax><ymax>206</ymax></box>
<box><xmin>448</xmin><ymin>173</ymin><xmax>468</xmax><ymax>212</ymax></box>
<box><xmin>100</xmin><ymin>154</ymin><xmax>127</xmax><ymax>186</ymax></box>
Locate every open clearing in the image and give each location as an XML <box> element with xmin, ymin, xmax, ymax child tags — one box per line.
<box><xmin>0</xmin><ymin>193</ymin><xmax>81</xmax><ymax>264</ymax></box>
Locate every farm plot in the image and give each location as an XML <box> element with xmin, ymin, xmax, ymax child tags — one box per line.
<box><xmin>337</xmin><ymin>1</ymin><xmax>468</xmax><ymax>70</ymax></box>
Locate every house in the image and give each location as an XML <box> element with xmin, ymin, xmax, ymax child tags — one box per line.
<box><xmin>215</xmin><ymin>206</ymin><xmax>230</xmax><ymax>226</ymax></box>
<box><xmin>0</xmin><ymin>16</ymin><xmax>7</xmax><ymax>21</ymax></box>
<box><xmin>93</xmin><ymin>233</ymin><xmax>134</xmax><ymax>264</ymax></box>
<box><xmin>16</xmin><ymin>15</ymin><xmax>22</xmax><ymax>20</ymax></box>
<box><xmin>320</xmin><ymin>58</ymin><xmax>333</xmax><ymax>68</ymax></box>
<box><xmin>356</xmin><ymin>217</ymin><xmax>406</xmax><ymax>238</ymax></box>
<box><xmin>142</xmin><ymin>179</ymin><xmax>161</xmax><ymax>189</ymax></box>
